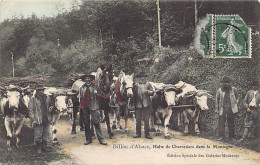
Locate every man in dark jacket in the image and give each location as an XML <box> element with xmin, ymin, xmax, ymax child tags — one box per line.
<box><xmin>28</xmin><ymin>86</ymin><xmax>53</xmax><ymax>154</ymax></box>
<box><xmin>133</xmin><ymin>72</ymin><xmax>154</xmax><ymax>139</ymax></box>
<box><xmin>79</xmin><ymin>74</ymin><xmax>107</xmax><ymax>145</ymax></box>
<box><xmin>215</xmin><ymin>76</ymin><xmax>239</xmax><ymax>141</ymax></box>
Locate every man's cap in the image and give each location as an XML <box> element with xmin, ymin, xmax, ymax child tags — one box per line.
<box><xmin>80</xmin><ymin>74</ymin><xmax>95</xmax><ymax>81</ymax></box>
<box><xmin>221</xmin><ymin>76</ymin><xmax>232</xmax><ymax>83</ymax></box>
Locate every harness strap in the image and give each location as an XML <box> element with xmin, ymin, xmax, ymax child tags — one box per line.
<box><xmin>126</xmin><ymin>87</ymin><xmax>133</xmax><ymax>90</ymax></box>
<box><xmin>115</xmin><ymin>80</ymin><xmax>121</xmax><ymax>102</ymax></box>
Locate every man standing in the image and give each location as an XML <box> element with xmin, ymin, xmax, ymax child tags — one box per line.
<box><xmin>28</xmin><ymin>86</ymin><xmax>53</xmax><ymax>154</ymax></box>
<box><xmin>133</xmin><ymin>72</ymin><xmax>154</xmax><ymax>139</ymax></box>
<box><xmin>79</xmin><ymin>74</ymin><xmax>107</xmax><ymax>145</ymax></box>
<box><xmin>239</xmin><ymin>80</ymin><xmax>260</xmax><ymax>142</ymax></box>
<box><xmin>215</xmin><ymin>76</ymin><xmax>239</xmax><ymax>141</ymax></box>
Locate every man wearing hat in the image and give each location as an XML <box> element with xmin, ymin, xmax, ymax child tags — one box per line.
<box><xmin>79</xmin><ymin>74</ymin><xmax>107</xmax><ymax>145</ymax></box>
<box><xmin>239</xmin><ymin>80</ymin><xmax>260</xmax><ymax>143</ymax></box>
<box><xmin>215</xmin><ymin>76</ymin><xmax>239</xmax><ymax>141</ymax></box>
<box><xmin>133</xmin><ymin>72</ymin><xmax>154</xmax><ymax>139</ymax></box>
<box><xmin>28</xmin><ymin>85</ymin><xmax>53</xmax><ymax>154</ymax></box>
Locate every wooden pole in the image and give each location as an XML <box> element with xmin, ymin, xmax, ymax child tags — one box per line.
<box><xmin>11</xmin><ymin>52</ymin><xmax>14</xmax><ymax>77</ymax></box>
<box><xmin>195</xmin><ymin>0</ymin><xmax>198</xmax><ymax>26</ymax></box>
<box><xmin>156</xmin><ymin>0</ymin><xmax>162</xmax><ymax>49</ymax></box>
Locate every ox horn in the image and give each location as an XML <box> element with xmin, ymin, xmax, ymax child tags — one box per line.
<box><xmin>195</xmin><ymin>90</ymin><xmax>213</xmax><ymax>98</ymax></box>
<box><xmin>0</xmin><ymin>86</ymin><xmax>6</xmax><ymax>91</ymax></box>
<box><xmin>185</xmin><ymin>91</ymin><xmax>196</xmax><ymax>97</ymax></box>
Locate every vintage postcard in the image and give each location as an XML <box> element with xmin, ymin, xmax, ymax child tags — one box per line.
<box><xmin>0</xmin><ymin>0</ymin><xmax>259</xmax><ymax>164</ymax></box>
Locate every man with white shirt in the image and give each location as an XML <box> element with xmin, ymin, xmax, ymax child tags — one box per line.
<box><xmin>239</xmin><ymin>80</ymin><xmax>260</xmax><ymax>142</ymax></box>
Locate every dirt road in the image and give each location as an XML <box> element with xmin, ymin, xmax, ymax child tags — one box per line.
<box><xmin>53</xmin><ymin>116</ymin><xmax>260</xmax><ymax>165</ymax></box>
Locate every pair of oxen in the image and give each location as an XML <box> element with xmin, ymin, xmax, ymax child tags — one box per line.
<box><xmin>149</xmin><ymin>82</ymin><xmax>212</xmax><ymax>139</ymax></box>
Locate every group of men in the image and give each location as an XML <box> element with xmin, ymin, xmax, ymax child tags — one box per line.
<box><xmin>20</xmin><ymin>72</ymin><xmax>260</xmax><ymax>153</ymax></box>
<box><xmin>215</xmin><ymin>76</ymin><xmax>260</xmax><ymax>146</ymax></box>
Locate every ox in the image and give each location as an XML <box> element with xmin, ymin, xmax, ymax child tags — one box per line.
<box><xmin>44</xmin><ymin>87</ymin><xmax>71</xmax><ymax>145</ymax></box>
<box><xmin>178</xmin><ymin>88</ymin><xmax>212</xmax><ymax>135</ymax></box>
<box><xmin>151</xmin><ymin>84</ymin><xmax>178</xmax><ymax>139</ymax></box>
<box><xmin>111</xmin><ymin>71</ymin><xmax>134</xmax><ymax>133</ymax></box>
<box><xmin>0</xmin><ymin>85</ymin><xmax>28</xmax><ymax>149</ymax></box>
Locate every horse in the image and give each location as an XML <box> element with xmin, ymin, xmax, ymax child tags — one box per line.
<box><xmin>111</xmin><ymin>71</ymin><xmax>134</xmax><ymax>133</ymax></box>
<box><xmin>95</xmin><ymin>65</ymin><xmax>115</xmax><ymax>138</ymax></box>
<box><xmin>1</xmin><ymin>85</ymin><xmax>28</xmax><ymax>150</ymax></box>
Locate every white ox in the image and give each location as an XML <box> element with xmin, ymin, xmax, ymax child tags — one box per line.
<box><xmin>151</xmin><ymin>83</ymin><xmax>178</xmax><ymax>139</ymax></box>
<box><xmin>44</xmin><ymin>87</ymin><xmax>70</xmax><ymax>145</ymax></box>
<box><xmin>0</xmin><ymin>85</ymin><xmax>28</xmax><ymax>149</ymax></box>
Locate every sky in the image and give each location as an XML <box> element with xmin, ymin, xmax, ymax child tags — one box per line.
<box><xmin>1</xmin><ymin>0</ymin><xmax>259</xmax><ymax>22</ymax></box>
<box><xmin>0</xmin><ymin>0</ymin><xmax>75</xmax><ymax>22</ymax></box>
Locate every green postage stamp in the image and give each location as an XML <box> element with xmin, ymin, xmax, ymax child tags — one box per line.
<box><xmin>195</xmin><ymin>14</ymin><xmax>251</xmax><ymax>58</ymax></box>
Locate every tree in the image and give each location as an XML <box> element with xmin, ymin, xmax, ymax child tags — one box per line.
<box><xmin>16</xmin><ymin>37</ymin><xmax>58</xmax><ymax>76</ymax></box>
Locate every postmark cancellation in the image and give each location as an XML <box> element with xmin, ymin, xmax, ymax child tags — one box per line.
<box><xmin>195</xmin><ymin>14</ymin><xmax>252</xmax><ymax>58</ymax></box>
